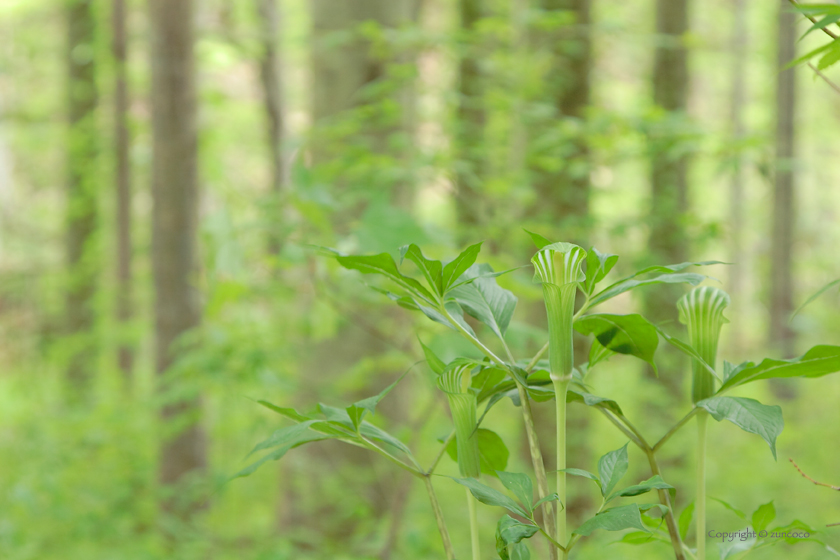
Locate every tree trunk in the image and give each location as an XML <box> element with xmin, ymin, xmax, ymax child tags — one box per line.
<box><xmin>65</xmin><ymin>0</ymin><xmax>99</xmax><ymax>400</ymax></box>
<box><xmin>770</xmin><ymin>0</ymin><xmax>796</xmax><ymax>359</ymax></box>
<box><xmin>149</xmin><ymin>0</ymin><xmax>207</xmax><ymax>521</ymax></box>
<box><xmin>534</xmin><ymin>0</ymin><xmax>591</xmax><ymax>238</ymax></box>
<box><xmin>113</xmin><ymin>0</ymin><xmax>133</xmax><ymax>383</ymax></box>
<box><xmin>454</xmin><ymin>0</ymin><xmax>486</xmax><ymax>231</ymax></box>
<box><xmin>256</xmin><ymin>0</ymin><xmax>286</xmax><ymax>254</ymax></box>
<box><xmin>646</xmin><ymin>0</ymin><xmax>690</xmax><ymax>396</ymax></box>
<box><xmin>728</xmin><ymin>0</ymin><xmax>747</xmax><ymax>354</ymax></box>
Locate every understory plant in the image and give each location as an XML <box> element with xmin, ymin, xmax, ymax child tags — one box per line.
<box><xmin>234</xmin><ymin>234</ymin><xmax>840</xmax><ymax>559</ymax></box>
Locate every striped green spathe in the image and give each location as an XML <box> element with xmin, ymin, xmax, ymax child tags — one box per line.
<box><xmin>532</xmin><ymin>243</ymin><xmax>586</xmax><ymax>380</ymax></box>
<box><xmin>678</xmin><ymin>286</ymin><xmax>730</xmax><ymax>402</ymax></box>
<box><xmin>437</xmin><ymin>364</ymin><xmax>481</xmax><ymax>478</ymax></box>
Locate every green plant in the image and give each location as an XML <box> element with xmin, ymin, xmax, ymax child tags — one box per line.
<box><xmin>234</xmin><ymin>235</ymin><xmax>840</xmax><ymax>559</ymax></box>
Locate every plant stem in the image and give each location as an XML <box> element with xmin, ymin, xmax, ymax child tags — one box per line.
<box><xmin>516</xmin><ymin>381</ymin><xmax>558</xmax><ymax>560</ymax></box>
<box><xmin>646</xmin><ymin>450</ymin><xmax>687</xmax><ymax>560</ymax></box>
<box><xmin>696</xmin><ymin>411</ymin><xmax>708</xmax><ymax>560</ymax></box>
<box><xmin>653</xmin><ymin>407</ymin><xmax>700</xmax><ymax>452</ymax></box>
<box><xmin>467</xmin><ymin>487</ymin><xmax>480</xmax><ymax>560</ymax></box>
<box><xmin>553</xmin><ymin>378</ymin><xmax>570</xmax><ymax>558</ymax></box>
<box><xmin>423</xmin><ymin>475</ymin><xmax>455</xmax><ymax>560</ymax></box>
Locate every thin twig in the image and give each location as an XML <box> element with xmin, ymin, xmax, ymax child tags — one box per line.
<box><xmin>807</xmin><ymin>62</ymin><xmax>840</xmax><ymax>95</ymax></box>
<box><xmin>790</xmin><ymin>458</ymin><xmax>840</xmax><ymax>490</ymax></box>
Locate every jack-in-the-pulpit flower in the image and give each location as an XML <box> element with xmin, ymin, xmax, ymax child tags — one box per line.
<box><xmin>437</xmin><ymin>363</ymin><xmax>481</xmax><ymax>479</ymax></box>
<box><xmin>532</xmin><ymin>243</ymin><xmax>587</xmax><ymax>381</ymax></box>
<box><xmin>677</xmin><ymin>286</ymin><xmax>730</xmax><ymax>402</ymax></box>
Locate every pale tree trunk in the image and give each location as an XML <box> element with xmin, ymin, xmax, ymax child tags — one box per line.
<box><xmin>113</xmin><ymin>0</ymin><xmax>134</xmax><ymax>383</ymax></box>
<box><xmin>454</xmin><ymin>0</ymin><xmax>486</xmax><ymax>231</ymax></box>
<box><xmin>770</xmin><ymin>0</ymin><xmax>796</xmax><ymax>359</ymax></box>
<box><xmin>534</xmin><ymin>0</ymin><xmax>591</xmax><ymax>238</ymax></box>
<box><xmin>66</xmin><ymin>0</ymin><xmax>99</xmax><ymax>400</ymax></box>
<box><xmin>728</xmin><ymin>0</ymin><xmax>747</xmax><ymax>353</ymax></box>
<box><xmin>149</xmin><ymin>0</ymin><xmax>207</xmax><ymax>522</ymax></box>
<box><xmin>646</xmin><ymin>0</ymin><xmax>690</xmax><ymax>397</ymax></box>
<box><xmin>256</xmin><ymin>0</ymin><xmax>287</xmax><ymax>254</ymax></box>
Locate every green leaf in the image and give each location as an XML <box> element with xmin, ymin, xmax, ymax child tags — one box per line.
<box><xmin>609</xmin><ymin>475</ymin><xmax>674</xmax><ymax>501</ymax></box>
<box><xmin>616</xmin><ymin>531</ymin><xmax>668</xmax><ymax>545</ymax></box>
<box><xmin>598</xmin><ymin>443</ymin><xmax>629</xmax><ymax>498</ymax></box>
<box><xmin>587</xmin><ymin>261</ymin><xmax>723</xmax><ymax>308</ymax></box>
<box><xmin>654</xmin><ymin>325</ymin><xmax>720</xmax><ymax>381</ymax></box>
<box><xmin>802</xmin><ymin>14</ymin><xmax>840</xmax><ymax>39</ymax></box>
<box><xmin>792</xmin><ymin>278</ymin><xmax>840</xmax><ymax>318</ymax></box>
<box><xmin>697</xmin><ymin>397</ymin><xmax>783</xmax><ymax>459</ymax></box>
<box><xmin>559</xmin><ymin>468</ymin><xmax>600</xmax><ymax>484</ymax></box>
<box><xmin>318</xmin><ymin>403</ymin><xmax>414</xmax><ymax>456</ymax></box>
<box><xmin>584</xmin><ymin>247</ymin><xmax>619</xmax><ymax>293</ymax></box>
<box><xmin>346</xmin><ymin>370</ymin><xmax>409</xmax><ymax>428</ymax></box>
<box><xmin>335</xmin><ymin>252</ymin><xmax>436</xmax><ymax>303</ymax></box>
<box><xmin>441</xmin><ymin>242</ymin><xmax>483</xmax><ymax>291</ymax></box>
<box><xmin>720</xmin><ymin>344</ymin><xmax>840</xmax><ymax>391</ymax></box>
<box><xmin>818</xmin><ymin>42</ymin><xmax>840</xmax><ymax>70</ymax></box>
<box><xmin>401</xmin><ymin>244</ymin><xmax>443</xmax><ymax>295</ymax></box>
<box><xmin>567</xmin><ymin>387</ymin><xmax>623</xmax><ymax>415</ymax></box>
<box><xmin>533</xmin><ymin>492</ymin><xmax>561</xmax><ymax>511</ymax></box>
<box><xmin>445</xmin><ymin>428</ymin><xmax>510</xmax><ymax>477</ymax></box>
<box><xmin>723</xmin><ymin>360</ymin><xmax>752</xmax><ymax>384</ymax></box>
<box><xmin>247</xmin><ymin>420</ymin><xmax>322</xmax><ymax>457</ymax></box>
<box><xmin>496</xmin><ymin>515</ymin><xmax>538</xmax><ymax>560</ymax></box>
<box><xmin>575</xmin><ymin>314</ymin><xmax>658</xmax><ymax>373</ymax></box>
<box><xmin>234</xmin><ymin>431</ymin><xmax>332</xmax><ymax>479</ymax></box>
<box><xmin>574</xmin><ymin>504</ymin><xmax>649</xmax><ymax>536</ymax></box>
<box><xmin>453</xmin><ymin>477</ymin><xmax>529</xmax><ymax>518</ymax></box>
<box><xmin>524</xmin><ymin>229</ymin><xmax>553</xmax><ymax>249</ymax></box>
<box><xmin>751</xmin><ymin>501</ymin><xmax>776</xmax><ymax>533</ymax></box>
<box><xmin>767</xmin><ymin>519</ymin><xmax>820</xmax><ymax>545</ymax></box>
<box><xmin>786</xmin><ymin>39</ymin><xmax>835</xmax><ymax>69</ymax></box>
<box><xmin>511</xmin><ymin>542</ymin><xmax>530</xmax><ymax>560</ymax></box>
<box><xmin>496</xmin><ymin>471</ymin><xmax>534</xmax><ymax>513</ymax></box>
<box><xmin>710</xmin><ymin>497</ymin><xmax>747</xmax><ymax>520</ymax></box>
<box><xmin>678</xmin><ymin>502</ymin><xmax>694</xmax><ymax>541</ymax></box>
<box><xmin>449</xmin><ymin>263</ymin><xmax>517</xmax><ymax>339</ymax></box>
<box><xmin>419</xmin><ymin>338</ymin><xmax>446</xmax><ymax>375</ymax></box>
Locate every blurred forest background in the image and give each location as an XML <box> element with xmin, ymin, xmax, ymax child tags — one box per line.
<box><xmin>1</xmin><ymin>0</ymin><xmax>840</xmax><ymax>559</ymax></box>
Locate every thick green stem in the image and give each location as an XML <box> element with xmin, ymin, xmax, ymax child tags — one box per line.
<box><xmin>553</xmin><ymin>378</ymin><xmax>569</xmax><ymax>557</ymax></box>
<box><xmin>467</xmin><ymin>487</ymin><xmax>480</xmax><ymax>560</ymax></box>
<box><xmin>423</xmin><ymin>475</ymin><xmax>455</xmax><ymax>560</ymax></box>
<box><xmin>516</xmin><ymin>381</ymin><xmax>558</xmax><ymax>560</ymax></box>
<box><xmin>696</xmin><ymin>411</ymin><xmax>708</xmax><ymax>560</ymax></box>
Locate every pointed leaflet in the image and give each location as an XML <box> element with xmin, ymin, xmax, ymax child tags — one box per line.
<box><xmin>445</xmin><ymin>428</ymin><xmax>510</xmax><ymax>477</ymax></box>
<box><xmin>792</xmin><ymin>278</ymin><xmax>840</xmax><ymax>318</ymax></box>
<box><xmin>335</xmin><ymin>252</ymin><xmax>436</xmax><ymax>304</ymax></box>
<box><xmin>587</xmin><ymin>260</ymin><xmax>724</xmax><ymax>308</ymax></box>
<box><xmin>318</xmin><ymin>403</ymin><xmax>413</xmax><ymax>456</ymax></box>
<box><xmin>751</xmin><ymin>501</ymin><xmax>776</xmax><ymax>533</ymax></box>
<box><xmin>247</xmin><ymin>420</ymin><xmax>322</xmax><ymax>457</ymax></box>
<box><xmin>696</xmin><ymin>397</ymin><xmax>783</xmax><ymax>459</ymax></box>
<box><xmin>654</xmin><ymin>324</ymin><xmax>720</xmax><ymax>382</ymax></box>
<box><xmin>567</xmin><ymin>387</ymin><xmax>623</xmax><ymax>415</ymax></box>
<box><xmin>496</xmin><ymin>471</ymin><xmax>534</xmax><ymax>513</ymax></box>
<box><xmin>583</xmin><ymin>247</ymin><xmax>619</xmax><ymax>294</ymax></box>
<box><xmin>453</xmin><ymin>477</ymin><xmax>530</xmax><ymax>518</ymax></box>
<box><xmin>524</xmin><ymin>229</ymin><xmax>552</xmax><ymax>249</ymax></box>
<box><xmin>346</xmin><ymin>369</ymin><xmax>410</xmax><ymax>428</ymax></box>
<box><xmin>678</xmin><ymin>502</ymin><xmax>694</xmax><ymax>541</ymax></box>
<box><xmin>449</xmin><ymin>263</ymin><xmax>517</xmax><ymax>339</ymax></box>
<box><xmin>574</xmin><ymin>314</ymin><xmax>658</xmax><ymax>373</ymax></box>
<box><xmin>401</xmin><ymin>244</ymin><xmax>443</xmax><ymax>295</ymax></box>
<box><xmin>573</xmin><ymin>504</ymin><xmax>650</xmax><ymax>536</ymax></box>
<box><xmin>598</xmin><ymin>443</ymin><xmax>629</xmax><ymax>498</ymax></box>
<box><xmin>560</xmin><ymin>468</ymin><xmax>600</xmax><ymax>484</ymax></box>
<box><xmin>718</xmin><ymin>345</ymin><xmax>840</xmax><ymax>392</ymax></box>
<box><xmin>419</xmin><ymin>338</ymin><xmax>446</xmax><ymax>374</ymax></box>
<box><xmin>233</xmin><ymin>434</ymin><xmax>331</xmax><ymax>479</ymax></box>
<box><xmin>609</xmin><ymin>475</ymin><xmax>674</xmax><ymax>501</ymax></box>
<box><xmin>709</xmin><ymin>497</ymin><xmax>746</xmax><ymax>520</ymax></box>
<box><xmin>441</xmin><ymin>241</ymin><xmax>482</xmax><ymax>292</ymax></box>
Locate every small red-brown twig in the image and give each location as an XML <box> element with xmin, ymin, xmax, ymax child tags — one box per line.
<box><xmin>790</xmin><ymin>458</ymin><xmax>840</xmax><ymax>528</ymax></box>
